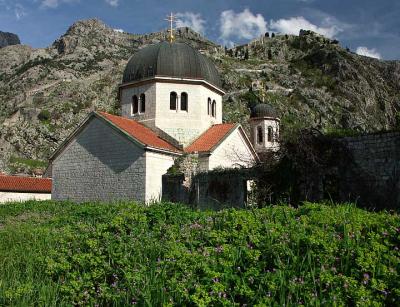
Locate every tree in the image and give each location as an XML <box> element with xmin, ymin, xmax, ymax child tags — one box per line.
<box><xmin>244</xmin><ymin>49</ymin><xmax>249</xmax><ymax>60</ymax></box>
<box><xmin>265</xmin><ymin>32</ymin><xmax>269</xmax><ymax>38</ymax></box>
<box><xmin>268</xmin><ymin>49</ymin><xmax>272</xmax><ymax>60</ymax></box>
<box><xmin>271</xmin><ymin>33</ymin><xmax>275</xmax><ymax>38</ymax></box>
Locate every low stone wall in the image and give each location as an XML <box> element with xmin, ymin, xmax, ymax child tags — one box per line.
<box><xmin>163</xmin><ymin>169</ymin><xmax>253</xmax><ymax>209</ymax></box>
<box><xmin>337</xmin><ymin>131</ymin><xmax>400</xmax><ymax>209</ymax></box>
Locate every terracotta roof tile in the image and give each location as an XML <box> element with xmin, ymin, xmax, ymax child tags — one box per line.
<box><xmin>0</xmin><ymin>175</ymin><xmax>52</xmax><ymax>193</ymax></box>
<box><xmin>98</xmin><ymin>112</ymin><xmax>181</xmax><ymax>153</ymax></box>
<box><xmin>185</xmin><ymin>123</ymin><xmax>237</xmax><ymax>153</ymax></box>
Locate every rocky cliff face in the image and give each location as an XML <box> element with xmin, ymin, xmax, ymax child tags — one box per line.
<box><xmin>0</xmin><ymin>31</ymin><xmax>20</xmax><ymax>48</ymax></box>
<box><xmin>0</xmin><ymin>19</ymin><xmax>399</xmax><ymax>175</ymax></box>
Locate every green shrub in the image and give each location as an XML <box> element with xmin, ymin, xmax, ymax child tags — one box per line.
<box><xmin>0</xmin><ymin>202</ymin><xmax>399</xmax><ymax>305</ymax></box>
<box><xmin>38</xmin><ymin>109</ymin><xmax>51</xmax><ymax>122</ymax></box>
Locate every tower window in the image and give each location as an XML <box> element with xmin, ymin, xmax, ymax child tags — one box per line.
<box><xmin>132</xmin><ymin>95</ymin><xmax>139</xmax><ymax>114</ymax></box>
<box><xmin>181</xmin><ymin>92</ymin><xmax>188</xmax><ymax>111</ymax></box>
<box><xmin>208</xmin><ymin>98</ymin><xmax>211</xmax><ymax>115</ymax></box>
<box><xmin>170</xmin><ymin>92</ymin><xmax>177</xmax><ymax>110</ymax></box>
<box><xmin>267</xmin><ymin>126</ymin><xmax>273</xmax><ymax>142</ymax></box>
<box><xmin>212</xmin><ymin>100</ymin><xmax>216</xmax><ymax>117</ymax></box>
<box><xmin>140</xmin><ymin>93</ymin><xmax>146</xmax><ymax>113</ymax></box>
<box><xmin>257</xmin><ymin>126</ymin><xmax>263</xmax><ymax>144</ymax></box>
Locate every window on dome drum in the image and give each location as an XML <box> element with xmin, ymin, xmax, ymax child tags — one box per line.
<box><xmin>132</xmin><ymin>95</ymin><xmax>139</xmax><ymax>114</ymax></box>
<box><xmin>170</xmin><ymin>92</ymin><xmax>177</xmax><ymax>110</ymax></box>
<box><xmin>181</xmin><ymin>92</ymin><xmax>188</xmax><ymax>111</ymax></box>
<box><xmin>140</xmin><ymin>94</ymin><xmax>146</xmax><ymax>113</ymax></box>
<box><xmin>267</xmin><ymin>126</ymin><xmax>273</xmax><ymax>142</ymax></box>
<box><xmin>257</xmin><ymin>126</ymin><xmax>263</xmax><ymax>144</ymax></box>
<box><xmin>208</xmin><ymin>98</ymin><xmax>211</xmax><ymax>115</ymax></box>
<box><xmin>212</xmin><ymin>100</ymin><xmax>216</xmax><ymax>117</ymax></box>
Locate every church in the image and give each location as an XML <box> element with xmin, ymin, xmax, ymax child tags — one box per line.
<box><xmin>48</xmin><ymin>40</ymin><xmax>280</xmax><ymax>203</ymax></box>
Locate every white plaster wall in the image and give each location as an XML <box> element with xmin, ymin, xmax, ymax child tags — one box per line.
<box><xmin>155</xmin><ymin>82</ymin><xmax>222</xmax><ymax>146</ymax></box>
<box><xmin>250</xmin><ymin>118</ymin><xmax>280</xmax><ymax>152</ymax></box>
<box><xmin>207</xmin><ymin>128</ymin><xmax>255</xmax><ymax>170</ymax></box>
<box><xmin>0</xmin><ymin>192</ymin><xmax>51</xmax><ymax>203</ymax></box>
<box><xmin>120</xmin><ymin>82</ymin><xmax>157</xmax><ymax>129</ymax></box>
<box><xmin>145</xmin><ymin>151</ymin><xmax>175</xmax><ymax>203</ymax></box>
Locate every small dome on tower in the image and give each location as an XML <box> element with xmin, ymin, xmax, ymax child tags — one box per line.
<box><xmin>122</xmin><ymin>42</ymin><xmax>222</xmax><ymax>89</ymax></box>
<box><xmin>250</xmin><ymin>103</ymin><xmax>278</xmax><ymax>119</ymax></box>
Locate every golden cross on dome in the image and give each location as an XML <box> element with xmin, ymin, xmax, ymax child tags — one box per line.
<box><xmin>165</xmin><ymin>12</ymin><xmax>176</xmax><ymax>43</ymax></box>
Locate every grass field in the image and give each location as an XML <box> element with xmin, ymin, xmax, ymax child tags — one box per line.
<box><xmin>0</xmin><ymin>201</ymin><xmax>399</xmax><ymax>306</ymax></box>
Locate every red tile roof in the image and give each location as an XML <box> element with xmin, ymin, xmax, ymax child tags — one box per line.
<box><xmin>98</xmin><ymin>112</ymin><xmax>181</xmax><ymax>153</ymax></box>
<box><xmin>0</xmin><ymin>175</ymin><xmax>52</xmax><ymax>193</ymax></box>
<box><xmin>185</xmin><ymin>123</ymin><xmax>237</xmax><ymax>153</ymax></box>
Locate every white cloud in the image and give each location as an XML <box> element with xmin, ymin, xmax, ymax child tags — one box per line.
<box><xmin>105</xmin><ymin>0</ymin><xmax>119</xmax><ymax>7</ymax></box>
<box><xmin>270</xmin><ymin>16</ymin><xmax>342</xmax><ymax>38</ymax></box>
<box><xmin>40</xmin><ymin>0</ymin><xmax>78</xmax><ymax>9</ymax></box>
<box><xmin>14</xmin><ymin>3</ymin><xmax>27</xmax><ymax>20</ymax></box>
<box><xmin>0</xmin><ymin>1</ymin><xmax>27</xmax><ymax>20</ymax></box>
<box><xmin>356</xmin><ymin>46</ymin><xmax>381</xmax><ymax>59</ymax></box>
<box><xmin>219</xmin><ymin>9</ymin><xmax>267</xmax><ymax>44</ymax></box>
<box><xmin>176</xmin><ymin>12</ymin><xmax>206</xmax><ymax>34</ymax></box>
<box><xmin>114</xmin><ymin>28</ymin><xmax>124</xmax><ymax>33</ymax></box>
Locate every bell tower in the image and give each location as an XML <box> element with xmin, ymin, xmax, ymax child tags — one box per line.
<box><xmin>249</xmin><ymin>103</ymin><xmax>280</xmax><ymax>153</ymax></box>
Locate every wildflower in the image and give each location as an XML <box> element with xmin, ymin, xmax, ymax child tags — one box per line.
<box><xmin>215</xmin><ymin>245</ymin><xmax>223</xmax><ymax>253</ymax></box>
<box><xmin>190</xmin><ymin>222</ymin><xmax>202</xmax><ymax>230</ymax></box>
<box><xmin>131</xmin><ymin>299</ymin><xmax>137</xmax><ymax>305</ymax></box>
<box><xmin>111</xmin><ymin>281</ymin><xmax>118</xmax><ymax>288</ymax></box>
<box><xmin>331</xmin><ymin>267</ymin><xmax>337</xmax><ymax>273</ymax></box>
<box><xmin>363</xmin><ymin>273</ymin><xmax>370</xmax><ymax>284</ymax></box>
<box><xmin>212</xmin><ymin>277</ymin><xmax>219</xmax><ymax>283</ymax></box>
<box><xmin>382</xmin><ymin>231</ymin><xmax>388</xmax><ymax>237</ymax></box>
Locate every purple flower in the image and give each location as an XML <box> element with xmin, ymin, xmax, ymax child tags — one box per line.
<box><xmin>215</xmin><ymin>245</ymin><xmax>223</xmax><ymax>253</ymax></box>
<box><xmin>131</xmin><ymin>299</ymin><xmax>137</xmax><ymax>305</ymax></box>
<box><xmin>212</xmin><ymin>277</ymin><xmax>219</xmax><ymax>283</ymax></box>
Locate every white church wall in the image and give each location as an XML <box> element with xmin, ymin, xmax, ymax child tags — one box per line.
<box><xmin>0</xmin><ymin>192</ymin><xmax>51</xmax><ymax>203</ymax></box>
<box><xmin>145</xmin><ymin>151</ymin><xmax>175</xmax><ymax>203</ymax></box>
<box><xmin>155</xmin><ymin>82</ymin><xmax>222</xmax><ymax>146</ymax></box>
<box><xmin>52</xmin><ymin>117</ymin><xmax>147</xmax><ymax>203</ymax></box>
<box><xmin>207</xmin><ymin>128</ymin><xmax>255</xmax><ymax>170</ymax></box>
<box><xmin>120</xmin><ymin>82</ymin><xmax>157</xmax><ymax>129</ymax></box>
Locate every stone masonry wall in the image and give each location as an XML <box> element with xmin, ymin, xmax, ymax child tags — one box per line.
<box><xmin>338</xmin><ymin>131</ymin><xmax>400</xmax><ymax>208</ymax></box>
<box><xmin>52</xmin><ymin>117</ymin><xmax>146</xmax><ymax>202</ymax></box>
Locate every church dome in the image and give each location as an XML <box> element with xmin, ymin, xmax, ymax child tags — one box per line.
<box><xmin>122</xmin><ymin>42</ymin><xmax>222</xmax><ymax>89</ymax></box>
<box><xmin>250</xmin><ymin>103</ymin><xmax>278</xmax><ymax>118</ymax></box>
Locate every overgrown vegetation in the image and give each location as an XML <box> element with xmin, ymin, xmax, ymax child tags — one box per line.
<box><xmin>0</xmin><ymin>201</ymin><xmax>399</xmax><ymax>306</ymax></box>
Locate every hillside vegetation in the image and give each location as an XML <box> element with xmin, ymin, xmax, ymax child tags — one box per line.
<box><xmin>0</xmin><ymin>201</ymin><xmax>399</xmax><ymax>305</ymax></box>
<box><xmin>0</xmin><ymin>19</ymin><xmax>400</xmax><ymax>174</ymax></box>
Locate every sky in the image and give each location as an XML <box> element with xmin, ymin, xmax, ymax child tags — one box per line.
<box><xmin>0</xmin><ymin>0</ymin><xmax>399</xmax><ymax>60</ymax></box>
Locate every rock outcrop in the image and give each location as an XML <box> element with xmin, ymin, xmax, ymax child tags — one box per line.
<box><xmin>0</xmin><ymin>31</ymin><xmax>20</xmax><ymax>48</ymax></box>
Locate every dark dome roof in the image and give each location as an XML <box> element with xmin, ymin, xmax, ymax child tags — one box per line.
<box><xmin>122</xmin><ymin>42</ymin><xmax>222</xmax><ymax>88</ymax></box>
<box><xmin>250</xmin><ymin>103</ymin><xmax>278</xmax><ymax>118</ymax></box>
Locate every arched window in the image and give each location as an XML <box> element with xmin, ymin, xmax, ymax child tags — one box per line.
<box><xmin>181</xmin><ymin>92</ymin><xmax>188</xmax><ymax>111</ymax></box>
<box><xmin>132</xmin><ymin>95</ymin><xmax>139</xmax><ymax>114</ymax></box>
<box><xmin>257</xmin><ymin>126</ymin><xmax>263</xmax><ymax>144</ymax></box>
<box><xmin>267</xmin><ymin>126</ymin><xmax>273</xmax><ymax>142</ymax></box>
<box><xmin>212</xmin><ymin>100</ymin><xmax>216</xmax><ymax>117</ymax></box>
<box><xmin>170</xmin><ymin>92</ymin><xmax>177</xmax><ymax>110</ymax></box>
<box><xmin>207</xmin><ymin>98</ymin><xmax>211</xmax><ymax>115</ymax></box>
<box><xmin>140</xmin><ymin>93</ymin><xmax>146</xmax><ymax>113</ymax></box>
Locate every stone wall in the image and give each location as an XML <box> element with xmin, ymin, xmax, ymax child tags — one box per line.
<box><xmin>163</xmin><ymin>169</ymin><xmax>252</xmax><ymax>209</ymax></box>
<box><xmin>337</xmin><ymin>131</ymin><xmax>400</xmax><ymax>209</ymax></box>
<box><xmin>52</xmin><ymin>117</ymin><xmax>147</xmax><ymax>202</ymax></box>
<box><xmin>0</xmin><ymin>192</ymin><xmax>51</xmax><ymax>203</ymax></box>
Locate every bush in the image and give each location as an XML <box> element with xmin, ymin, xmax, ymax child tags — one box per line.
<box><xmin>0</xmin><ymin>201</ymin><xmax>399</xmax><ymax>305</ymax></box>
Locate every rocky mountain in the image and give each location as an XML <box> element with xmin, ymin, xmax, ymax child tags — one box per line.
<box><xmin>0</xmin><ymin>31</ymin><xmax>20</xmax><ymax>48</ymax></box>
<box><xmin>0</xmin><ymin>19</ymin><xmax>399</xmax><ymax>175</ymax></box>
